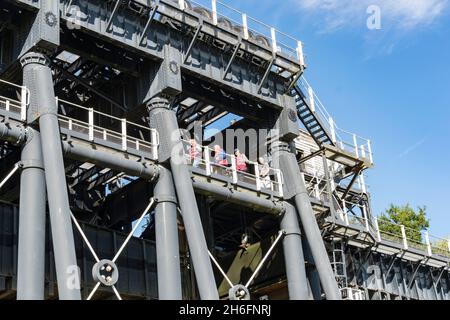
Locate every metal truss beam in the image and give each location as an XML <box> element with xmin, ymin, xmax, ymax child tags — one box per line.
<box><xmin>181</xmin><ymin>74</ymin><xmax>279</xmax><ymax>123</ymax></box>
<box><xmin>177</xmin><ymin>100</ymin><xmax>207</xmax><ymax>123</ymax></box>
<box><xmin>186</xmin><ymin>108</ymin><xmax>227</xmax><ymax>131</ymax></box>
<box><xmin>386</xmin><ymin>252</ymin><xmax>403</xmax><ymax>276</ymax></box>
<box><xmin>408</xmin><ymin>258</ymin><xmax>429</xmax><ymax>289</ymax></box>
<box><xmin>51</xmin><ymin>62</ymin><xmax>127</xmax><ymax>112</ymax></box>
<box><xmin>69</xmin><ymin>165</ymin><xmax>101</xmax><ymax>187</ymax></box>
<box><xmin>139</xmin><ymin>0</ymin><xmax>160</xmax><ymax>46</ymax></box>
<box><xmin>355</xmin><ymin>248</ymin><xmax>373</xmax><ymax>277</ymax></box>
<box><xmin>106</xmin><ymin>0</ymin><xmax>123</xmax><ymax>32</ymax></box>
<box><xmin>184</xmin><ymin>22</ymin><xmax>203</xmax><ymax>64</ymax></box>
<box><xmin>58</xmin><ymin>0</ymin><xmax>294</xmax><ymax>110</ymax></box>
<box><xmin>223</xmin><ymin>37</ymin><xmax>242</xmax><ymax>80</ymax></box>
<box><xmin>59</xmin><ymin>27</ymin><xmax>141</xmax><ymax>77</ymax></box>
<box><xmin>87</xmin><ymin>170</ymin><xmax>116</xmax><ymax>191</ymax></box>
<box><xmin>257</xmin><ymin>57</ymin><xmax>275</xmax><ymax>94</ymax></box>
<box><xmin>340</xmin><ymin>163</ymin><xmax>364</xmax><ymax>201</ymax></box>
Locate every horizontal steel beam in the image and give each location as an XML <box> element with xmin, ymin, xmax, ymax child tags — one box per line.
<box><xmin>192</xmin><ymin>179</ymin><xmax>284</xmax><ymax>215</ymax></box>
<box><xmin>58</xmin><ymin>1</ymin><xmax>291</xmax><ymax>109</ymax></box>
<box><xmin>61</xmin><ymin>139</ymin><xmax>159</xmax><ymax>181</ymax></box>
<box><xmin>0</xmin><ymin>122</ymin><xmax>27</xmax><ymax>144</ymax></box>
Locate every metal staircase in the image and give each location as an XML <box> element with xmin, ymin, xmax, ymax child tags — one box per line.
<box><xmin>292</xmin><ymin>85</ymin><xmax>334</xmax><ymax>147</ymax></box>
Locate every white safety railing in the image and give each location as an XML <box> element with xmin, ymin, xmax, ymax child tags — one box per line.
<box><xmin>177</xmin><ymin>0</ymin><xmax>304</xmax><ymax>64</ymax></box>
<box><xmin>56</xmin><ymin>98</ymin><xmax>159</xmax><ymax>160</ymax></box>
<box><xmin>428</xmin><ymin>234</ymin><xmax>450</xmax><ymax>259</ymax></box>
<box><xmin>339</xmin><ymin>198</ymin><xmax>372</xmax><ymax>232</ymax></box>
<box><xmin>337</xmin><ymin>171</ymin><xmax>370</xmax><ymax>195</ymax></box>
<box><xmin>0</xmin><ymin>79</ymin><xmax>30</xmax><ymax>122</ymax></box>
<box><xmin>301</xmin><ymin>165</ymin><xmax>449</xmax><ymax>259</ymax></box>
<box><xmin>297</xmin><ymin>77</ymin><xmax>373</xmax><ymax>165</ymax></box>
<box><xmin>181</xmin><ymin>140</ymin><xmax>283</xmax><ymax>197</ymax></box>
<box><xmin>369</xmin><ymin>217</ymin><xmax>450</xmax><ymax>258</ymax></box>
<box><xmin>303</xmin><ymin>171</ymin><xmax>331</xmax><ymax>203</ymax></box>
<box><xmin>336</xmin><ymin>205</ymin><xmax>450</xmax><ymax>258</ymax></box>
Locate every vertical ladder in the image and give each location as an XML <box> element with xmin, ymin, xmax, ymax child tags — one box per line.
<box><xmin>331</xmin><ymin>239</ymin><xmax>348</xmax><ymax>289</ymax></box>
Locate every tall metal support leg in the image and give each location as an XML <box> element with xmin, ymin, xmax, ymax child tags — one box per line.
<box><xmin>21</xmin><ymin>53</ymin><xmax>81</xmax><ymax>300</ymax></box>
<box><xmin>147</xmin><ymin>96</ymin><xmax>218</xmax><ymax>300</ymax></box>
<box><xmin>17</xmin><ymin>128</ymin><xmax>46</xmax><ymax>300</ymax></box>
<box><xmin>294</xmin><ymin>186</ymin><xmax>341</xmax><ymax>300</ymax></box>
<box><xmin>154</xmin><ymin>165</ymin><xmax>182</xmax><ymax>299</ymax></box>
<box><xmin>272</xmin><ymin>141</ymin><xmax>340</xmax><ymax>300</ymax></box>
<box><xmin>302</xmin><ymin>236</ymin><xmax>322</xmax><ymax>300</ymax></box>
<box><xmin>280</xmin><ymin>202</ymin><xmax>309</xmax><ymax>300</ymax></box>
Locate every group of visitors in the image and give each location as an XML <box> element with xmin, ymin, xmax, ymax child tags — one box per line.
<box><xmin>187</xmin><ymin>139</ymin><xmax>272</xmax><ymax>189</ymax></box>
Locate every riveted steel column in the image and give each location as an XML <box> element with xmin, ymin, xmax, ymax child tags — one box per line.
<box><xmin>21</xmin><ymin>52</ymin><xmax>81</xmax><ymax>300</ymax></box>
<box><xmin>17</xmin><ymin>128</ymin><xmax>46</xmax><ymax>300</ymax></box>
<box><xmin>154</xmin><ymin>165</ymin><xmax>182</xmax><ymax>299</ymax></box>
<box><xmin>280</xmin><ymin>202</ymin><xmax>309</xmax><ymax>300</ymax></box>
<box><xmin>147</xmin><ymin>96</ymin><xmax>218</xmax><ymax>300</ymax></box>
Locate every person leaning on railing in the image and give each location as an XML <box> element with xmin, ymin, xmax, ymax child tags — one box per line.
<box><xmin>234</xmin><ymin>148</ymin><xmax>249</xmax><ymax>172</ymax></box>
<box><xmin>210</xmin><ymin>145</ymin><xmax>229</xmax><ymax>175</ymax></box>
<box><xmin>258</xmin><ymin>157</ymin><xmax>271</xmax><ymax>189</ymax></box>
<box><xmin>189</xmin><ymin>138</ymin><xmax>202</xmax><ymax>168</ymax></box>
<box><xmin>213</xmin><ymin>145</ymin><xmax>228</xmax><ymax>166</ymax></box>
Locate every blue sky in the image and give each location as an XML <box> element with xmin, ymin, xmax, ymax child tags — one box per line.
<box><xmin>212</xmin><ymin>0</ymin><xmax>450</xmax><ymax>237</ymax></box>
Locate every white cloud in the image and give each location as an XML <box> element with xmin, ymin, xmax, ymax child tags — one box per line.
<box><xmin>297</xmin><ymin>0</ymin><xmax>448</xmax><ymax>32</ymax></box>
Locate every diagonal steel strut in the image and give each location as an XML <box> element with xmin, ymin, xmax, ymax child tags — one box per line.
<box><xmin>72</xmin><ymin>198</ymin><xmax>156</xmax><ymax>300</ymax></box>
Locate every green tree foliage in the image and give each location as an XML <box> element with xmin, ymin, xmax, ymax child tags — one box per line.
<box><xmin>378</xmin><ymin>204</ymin><xmax>429</xmax><ymax>243</ymax></box>
<box><xmin>432</xmin><ymin>236</ymin><xmax>450</xmax><ymax>256</ymax></box>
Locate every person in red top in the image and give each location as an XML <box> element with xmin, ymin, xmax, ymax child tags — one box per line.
<box><xmin>234</xmin><ymin>149</ymin><xmax>249</xmax><ymax>172</ymax></box>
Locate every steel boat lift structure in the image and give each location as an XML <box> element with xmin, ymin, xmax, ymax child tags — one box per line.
<box><xmin>0</xmin><ymin>0</ymin><xmax>449</xmax><ymax>300</ymax></box>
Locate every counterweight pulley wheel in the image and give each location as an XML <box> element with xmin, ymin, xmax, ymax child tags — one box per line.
<box><xmin>92</xmin><ymin>259</ymin><xmax>119</xmax><ymax>286</ymax></box>
<box><xmin>228</xmin><ymin>285</ymin><xmax>250</xmax><ymax>300</ymax></box>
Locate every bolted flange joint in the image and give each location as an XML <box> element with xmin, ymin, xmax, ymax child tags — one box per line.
<box><xmin>228</xmin><ymin>284</ymin><xmax>250</xmax><ymax>301</ymax></box>
<box><xmin>146</xmin><ymin>95</ymin><xmax>172</xmax><ymax>112</ymax></box>
<box><xmin>155</xmin><ymin>195</ymin><xmax>177</xmax><ymax>205</ymax></box>
<box><xmin>20</xmin><ymin>52</ymin><xmax>51</xmax><ymax>68</ymax></box>
<box><xmin>269</xmin><ymin>140</ymin><xmax>291</xmax><ymax>154</ymax></box>
<box><xmin>92</xmin><ymin>259</ymin><xmax>119</xmax><ymax>287</ymax></box>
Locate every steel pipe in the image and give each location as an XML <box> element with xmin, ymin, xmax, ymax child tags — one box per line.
<box><xmin>17</xmin><ymin>128</ymin><xmax>47</xmax><ymax>300</ymax></box>
<box><xmin>148</xmin><ymin>96</ymin><xmax>218</xmax><ymax>300</ymax></box>
<box><xmin>272</xmin><ymin>141</ymin><xmax>341</xmax><ymax>300</ymax></box>
<box><xmin>21</xmin><ymin>52</ymin><xmax>81</xmax><ymax>300</ymax></box>
<box><xmin>0</xmin><ymin>122</ymin><xmax>27</xmax><ymax>144</ymax></box>
<box><xmin>154</xmin><ymin>166</ymin><xmax>182</xmax><ymax>299</ymax></box>
<box><xmin>280</xmin><ymin>202</ymin><xmax>309</xmax><ymax>300</ymax></box>
<box><xmin>61</xmin><ymin>140</ymin><xmax>159</xmax><ymax>181</ymax></box>
<box><xmin>192</xmin><ymin>180</ymin><xmax>284</xmax><ymax>215</ymax></box>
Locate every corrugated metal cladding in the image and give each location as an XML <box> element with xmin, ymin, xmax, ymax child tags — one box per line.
<box><xmin>0</xmin><ymin>202</ymin><xmax>163</xmax><ymax>299</ymax></box>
